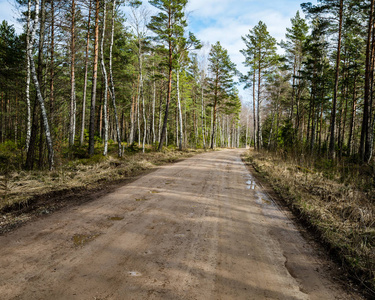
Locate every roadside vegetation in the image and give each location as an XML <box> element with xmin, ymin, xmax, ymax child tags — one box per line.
<box><xmin>243</xmin><ymin>149</ymin><xmax>375</xmax><ymax>296</ymax></box>
<box><xmin>0</xmin><ymin>141</ymin><xmax>205</xmax><ymax>230</ymax></box>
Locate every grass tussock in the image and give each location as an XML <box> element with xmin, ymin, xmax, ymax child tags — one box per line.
<box><xmin>0</xmin><ymin>145</ymin><xmax>204</xmax><ymax>213</ymax></box>
<box><xmin>243</xmin><ymin>149</ymin><xmax>375</xmax><ymax>295</ymax></box>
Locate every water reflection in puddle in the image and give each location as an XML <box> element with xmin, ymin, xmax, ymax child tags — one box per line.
<box><xmin>246</xmin><ymin>180</ymin><xmax>256</xmax><ymax>190</ymax></box>
<box><xmin>245</xmin><ymin>173</ymin><xmax>274</xmax><ymax>207</ymax></box>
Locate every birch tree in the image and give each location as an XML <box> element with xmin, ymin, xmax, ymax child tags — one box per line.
<box><xmin>27</xmin><ymin>0</ymin><xmax>54</xmax><ymax>169</ymax></box>
<box><xmin>25</xmin><ymin>0</ymin><xmax>31</xmax><ymax>152</ymax></box>
<box><xmin>129</xmin><ymin>5</ymin><xmax>149</xmax><ymax>152</ymax></box>
<box><xmin>100</xmin><ymin>0</ymin><xmax>109</xmax><ymax>156</ymax></box>
<box><xmin>88</xmin><ymin>0</ymin><xmax>100</xmax><ymax>156</ymax></box>
<box><xmin>69</xmin><ymin>0</ymin><xmax>77</xmax><ymax>146</ymax></box>
<box><xmin>109</xmin><ymin>0</ymin><xmax>122</xmax><ymax>157</ymax></box>
<box><xmin>80</xmin><ymin>0</ymin><xmax>92</xmax><ymax>146</ymax></box>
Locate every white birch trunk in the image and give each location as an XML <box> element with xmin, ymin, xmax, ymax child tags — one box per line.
<box><xmin>141</xmin><ymin>74</ymin><xmax>146</xmax><ymax>153</ymax></box>
<box><xmin>100</xmin><ymin>0</ymin><xmax>109</xmax><ymax>156</ymax></box>
<box><xmin>210</xmin><ymin>108</ymin><xmax>213</xmax><ymax>148</ymax></box>
<box><xmin>158</xmin><ymin>93</ymin><xmax>162</xmax><ymax>142</ymax></box>
<box><xmin>69</xmin><ymin>0</ymin><xmax>76</xmax><ymax>146</ymax></box>
<box><xmin>80</xmin><ymin>0</ymin><xmax>92</xmax><ymax>145</ymax></box>
<box><xmin>25</xmin><ymin>0</ymin><xmax>31</xmax><ymax>152</ymax></box>
<box><xmin>177</xmin><ymin>68</ymin><xmax>183</xmax><ymax>150</ymax></box>
<box><xmin>138</xmin><ymin>48</ymin><xmax>146</xmax><ymax>153</ymax></box>
<box><xmin>28</xmin><ymin>0</ymin><xmax>54</xmax><ymax>170</ymax></box>
<box><xmin>109</xmin><ymin>0</ymin><xmax>122</xmax><ymax>157</ymax></box>
<box><xmin>129</xmin><ymin>95</ymin><xmax>135</xmax><ymax>144</ymax></box>
<box><xmin>137</xmin><ymin>82</ymin><xmax>140</xmax><ymax>146</ymax></box>
<box><xmin>246</xmin><ymin>109</ymin><xmax>249</xmax><ymax>148</ymax></box>
<box><xmin>152</xmin><ymin>63</ymin><xmax>156</xmax><ymax>144</ymax></box>
<box><xmin>201</xmin><ymin>83</ymin><xmax>206</xmax><ymax>149</ymax></box>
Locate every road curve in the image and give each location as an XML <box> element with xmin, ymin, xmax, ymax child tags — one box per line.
<box><xmin>0</xmin><ymin>149</ymin><xmax>361</xmax><ymax>299</ymax></box>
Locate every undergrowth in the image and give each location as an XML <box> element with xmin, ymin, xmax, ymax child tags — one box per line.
<box><xmin>243</xmin><ymin>149</ymin><xmax>375</xmax><ymax>297</ymax></box>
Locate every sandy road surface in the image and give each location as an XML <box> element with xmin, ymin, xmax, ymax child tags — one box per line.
<box><xmin>0</xmin><ymin>149</ymin><xmax>361</xmax><ymax>300</ymax></box>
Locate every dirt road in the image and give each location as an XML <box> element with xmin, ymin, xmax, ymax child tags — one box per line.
<box><xmin>0</xmin><ymin>149</ymin><xmax>361</xmax><ymax>299</ymax></box>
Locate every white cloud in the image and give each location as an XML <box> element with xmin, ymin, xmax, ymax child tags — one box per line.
<box><xmin>0</xmin><ymin>0</ymin><xmax>22</xmax><ymax>33</ymax></box>
<box><xmin>185</xmin><ymin>0</ymin><xmax>311</xmax><ymax>102</ymax></box>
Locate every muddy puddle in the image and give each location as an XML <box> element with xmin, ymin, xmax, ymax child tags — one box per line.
<box><xmin>244</xmin><ymin>173</ymin><xmax>274</xmax><ymax>207</ymax></box>
<box><xmin>244</xmin><ymin>174</ymin><xmax>257</xmax><ymax>190</ymax></box>
<box><xmin>72</xmin><ymin>233</ymin><xmax>101</xmax><ymax>247</ymax></box>
<box><xmin>108</xmin><ymin>216</ymin><xmax>124</xmax><ymax>221</ymax></box>
<box><xmin>246</xmin><ymin>180</ymin><xmax>256</xmax><ymax>190</ymax></box>
<box><xmin>149</xmin><ymin>190</ymin><xmax>160</xmax><ymax>194</ymax></box>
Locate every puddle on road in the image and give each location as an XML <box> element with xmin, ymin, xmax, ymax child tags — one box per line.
<box><xmin>244</xmin><ymin>174</ymin><xmax>257</xmax><ymax>190</ymax></box>
<box><xmin>245</xmin><ymin>174</ymin><xmax>274</xmax><ymax>207</ymax></box>
<box><xmin>260</xmin><ymin>197</ymin><xmax>272</xmax><ymax>205</ymax></box>
<box><xmin>255</xmin><ymin>191</ymin><xmax>274</xmax><ymax>207</ymax></box>
<box><xmin>246</xmin><ymin>180</ymin><xmax>256</xmax><ymax>190</ymax></box>
<box><xmin>128</xmin><ymin>271</ymin><xmax>142</xmax><ymax>277</ymax></box>
<box><xmin>136</xmin><ymin>198</ymin><xmax>148</xmax><ymax>201</ymax></box>
<box><xmin>108</xmin><ymin>216</ymin><xmax>124</xmax><ymax>221</ymax></box>
<box><xmin>72</xmin><ymin>233</ymin><xmax>101</xmax><ymax>247</ymax></box>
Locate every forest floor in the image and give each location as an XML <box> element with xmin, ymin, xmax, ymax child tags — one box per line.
<box><xmin>0</xmin><ymin>149</ymin><xmax>365</xmax><ymax>299</ymax></box>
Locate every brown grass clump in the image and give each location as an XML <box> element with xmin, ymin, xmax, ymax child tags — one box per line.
<box><xmin>0</xmin><ymin>148</ymin><xmax>203</xmax><ymax>214</ymax></box>
<box><xmin>243</xmin><ymin>149</ymin><xmax>375</xmax><ymax>295</ymax></box>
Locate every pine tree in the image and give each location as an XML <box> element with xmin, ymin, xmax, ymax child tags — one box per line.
<box><xmin>281</xmin><ymin>11</ymin><xmax>308</xmax><ymax>125</ymax></box>
<box><xmin>207</xmin><ymin>41</ymin><xmax>237</xmax><ymax>149</ymax></box>
<box><xmin>241</xmin><ymin>21</ymin><xmax>278</xmax><ymax>150</ymax></box>
<box><xmin>147</xmin><ymin>0</ymin><xmax>189</xmax><ymax>151</ymax></box>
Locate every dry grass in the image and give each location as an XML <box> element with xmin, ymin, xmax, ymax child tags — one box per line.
<box><xmin>0</xmin><ymin>148</ymin><xmax>204</xmax><ymax>213</ymax></box>
<box><xmin>243</xmin><ymin>149</ymin><xmax>375</xmax><ymax>295</ymax></box>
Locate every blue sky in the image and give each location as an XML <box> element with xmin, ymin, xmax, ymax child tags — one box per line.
<box><xmin>184</xmin><ymin>0</ymin><xmax>315</xmax><ymax>102</ymax></box>
<box><xmin>0</xmin><ymin>0</ymin><xmax>316</xmax><ymax>101</ymax></box>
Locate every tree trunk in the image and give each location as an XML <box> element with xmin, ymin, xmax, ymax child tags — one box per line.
<box><xmin>100</xmin><ymin>0</ymin><xmax>109</xmax><ymax>156</ymax></box>
<box><xmin>253</xmin><ymin>65</ymin><xmax>257</xmax><ymax>149</ymax></box>
<box><xmin>25</xmin><ymin>0</ymin><xmax>32</xmax><ymax>152</ymax></box>
<box><xmin>158</xmin><ymin>6</ymin><xmax>172</xmax><ymax>151</ymax></box>
<box><xmin>152</xmin><ymin>63</ymin><xmax>156</xmax><ymax>144</ymax></box>
<box><xmin>129</xmin><ymin>83</ymin><xmax>135</xmax><ymax>144</ymax></box>
<box><xmin>137</xmin><ymin>76</ymin><xmax>141</xmax><ymax>145</ymax></box>
<box><xmin>80</xmin><ymin>0</ymin><xmax>92</xmax><ymax>145</ymax></box>
<box><xmin>290</xmin><ymin>55</ymin><xmax>297</xmax><ymax>120</ymax></box>
<box><xmin>201</xmin><ymin>80</ymin><xmax>206</xmax><ymax>149</ymax></box>
<box><xmin>27</xmin><ymin>0</ymin><xmax>54</xmax><ymax>170</ymax></box>
<box><xmin>158</xmin><ymin>85</ymin><xmax>163</xmax><ymax>142</ymax></box>
<box><xmin>348</xmin><ymin>75</ymin><xmax>357</xmax><ymax>156</ymax></box>
<box><xmin>360</xmin><ymin>0</ymin><xmax>374</xmax><ymax>162</ymax></box>
<box><xmin>109</xmin><ymin>0</ymin><xmax>122</xmax><ymax>157</ymax></box>
<box><xmin>329</xmin><ymin>0</ymin><xmax>344</xmax><ymax>159</ymax></box>
<box><xmin>50</xmin><ymin>0</ymin><xmax>55</xmax><ymax>127</ymax></box>
<box><xmin>89</xmin><ymin>0</ymin><xmax>100</xmax><ymax>156</ymax></box>
<box><xmin>257</xmin><ymin>57</ymin><xmax>262</xmax><ymax>150</ymax></box>
<box><xmin>136</xmin><ymin>37</ymin><xmax>146</xmax><ymax>152</ymax></box>
<box><xmin>177</xmin><ymin>68</ymin><xmax>183</xmax><ymax>150</ymax></box>
<box><xmin>69</xmin><ymin>0</ymin><xmax>77</xmax><ymax>146</ymax></box>
<box><xmin>210</xmin><ymin>75</ymin><xmax>219</xmax><ymax>149</ymax></box>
